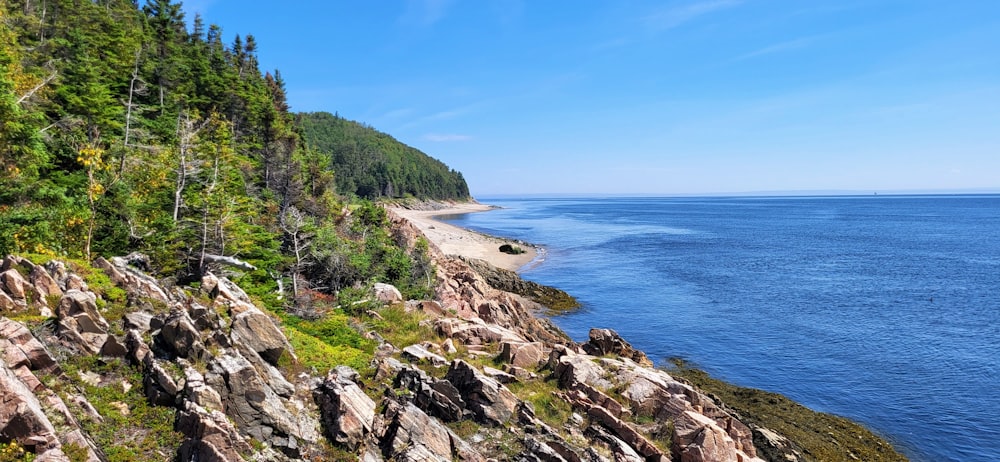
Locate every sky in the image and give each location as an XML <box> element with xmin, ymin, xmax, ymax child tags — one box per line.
<box><xmin>182</xmin><ymin>0</ymin><xmax>1000</xmax><ymax>197</ymax></box>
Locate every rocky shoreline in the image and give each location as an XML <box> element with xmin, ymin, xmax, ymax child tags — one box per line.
<box><xmin>0</xmin><ymin>209</ymin><xmax>907</xmax><ymax>461</ymax></box>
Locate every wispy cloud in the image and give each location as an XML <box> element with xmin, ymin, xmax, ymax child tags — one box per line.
<box><xmin>644</xmin><ymin>0</ymin><xmax>743</xmax><ymax>31</ymax></box>
<box><xmin>400</xmin><ymin>102</ymin><xmax>484</xmax><ymax>129</ymax></box>
<box><xmin>423</xmin><ymin>133</ymin><xmax>473</xmax><ymax>142</ymax></box>
<box><xmin>737</xmin><ymin>35</ymin><xmax>820</xmax><ymax>61</ymax></box>
<box><xmin>399</xmin><ymin>0</ymin><xmax>455</xmax><ymax>27</ymax></box>
<box><xmin>381</xmin><ymin>108</ymin><xmax>415</xmax><ymax>119</ymax></box>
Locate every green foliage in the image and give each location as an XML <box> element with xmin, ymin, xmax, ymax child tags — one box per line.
<box><xmin>280</xmin><ymin>311</ymin><xmax>375</xmax><ymax>372</ymax></box>
<box><xmin>368</xmin><ymin>305</ymin><xmax>439</xmax><ymax>352</ymax></box>
<box><xmin>60</xmin><ymin>355</ymin><xmax>184</xmax><ymax>462</ymax></box>
<box><xmin>296</xmin><ymin>112</ymin><xmax>470</xmax><ymax>200</ymax></box>
<box><xmin>282</xmin><ymin>323</ymin><xmax>371</xmax><ymax>373</ymax></box>
<box><xmin>0</xmin><ymin>441</ymin><xmax>35</xmax><ymax>462</ymax></box>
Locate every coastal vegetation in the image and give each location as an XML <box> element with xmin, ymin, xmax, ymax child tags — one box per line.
<box><xmin>0</xmin><ymin>1</ymin><xmax>910</xmax><ymax>461</ymax></box>
<box><xmin>0</xmin><ymin>0</ymin><xmax>455</xmax><ymax>303</ymax></box>
<box><xmin>296</xmin><ymin>111</ymin><xmax>470</xmax><ymax>200</ymax></box>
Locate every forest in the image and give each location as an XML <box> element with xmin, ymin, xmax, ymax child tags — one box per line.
<box><xmin>0</xmin><ymin>0</ymin><xmax>463</xmax><ymax>303</ymax></box>
<box><xmin>297</xmin><ymin>111</ymin><xmax>470</xmax><ymax>200</ymax></box>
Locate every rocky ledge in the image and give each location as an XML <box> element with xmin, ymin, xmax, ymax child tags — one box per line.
<box><xmin>0</xmin><ymin>213</ymin><xmax>906</xmax><ymax>461</ymax></box>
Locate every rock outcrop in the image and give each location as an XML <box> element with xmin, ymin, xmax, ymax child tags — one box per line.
<box><xmin>1</xmin><ymin>218</ymin><xmax>890</xmax><ymax>462</ymax></box>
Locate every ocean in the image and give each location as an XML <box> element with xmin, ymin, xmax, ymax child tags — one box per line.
<box><xmin>440</xmin><ymin>195</ymin><xmax>1000</xmax><ymax>462</ymax></box>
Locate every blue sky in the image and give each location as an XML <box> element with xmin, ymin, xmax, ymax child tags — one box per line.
<box><xmin>184</xmin><ymin>1</ymin><xmax>1000</xmax><ymax>196</ymax></box>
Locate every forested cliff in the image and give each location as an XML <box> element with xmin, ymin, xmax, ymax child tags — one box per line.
<box><xmin>297</xmin><ymin>112</ymin><xmax>470</xmax><ymax>201</ymax></box>
<box><xmin>0</xmin><ymin>0</ymin><xmax>466</xmax><ymax>287</ymax></box>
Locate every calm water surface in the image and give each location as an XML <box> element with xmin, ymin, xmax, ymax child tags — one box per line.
<box><xmin>442</xmin><ymin>196</ymin><xmax>1000</xmax><ymax>462</ymax></box>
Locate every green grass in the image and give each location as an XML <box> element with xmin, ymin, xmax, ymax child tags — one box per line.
<box><xmin>368</xmin><ymin>304</ymin><xmax>440</xmax><ymax>350</ymax></box>
<box><xmin>669</xmin><ymin>360</ymin><xmax>907</xmax><ymax>462</ymax></box>
<box><xmin>507</xmin><ymin>378</ymin><xmax>573</xmax><ymax>431</ymax></box>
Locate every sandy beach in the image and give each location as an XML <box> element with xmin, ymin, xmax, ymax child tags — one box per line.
<box><xmin>389</xmin><ymin>202</ymin><xmax>538</xmax><ymax>272</ymax></box>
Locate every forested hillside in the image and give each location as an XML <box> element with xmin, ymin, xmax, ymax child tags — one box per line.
<box><xmin>0</xmin><ymin>0</ymin><xmax>445</xmax><ymax>300</ymax></box>
<box><xmin>296</xmin><ymin>111</ymin><xmax>470</xmax><ymax>200</ymax></box>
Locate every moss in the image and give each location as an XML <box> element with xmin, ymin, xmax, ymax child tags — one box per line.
<box><xmin>669</xmin><ymin>360</ymin><xmax>907</xmax><ymax>462</ymax></box>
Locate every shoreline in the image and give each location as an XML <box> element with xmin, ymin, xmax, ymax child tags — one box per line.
<box><xmin>388</xmin><ymin>202</ymin><xmax>539</xmax><ymax>272</ymax></box>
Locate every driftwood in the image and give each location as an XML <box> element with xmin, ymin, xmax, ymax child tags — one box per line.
<box><xmin>203</xmin><ymin>254</ymin><xmax>257</xmax><ymax>271</ymax></box>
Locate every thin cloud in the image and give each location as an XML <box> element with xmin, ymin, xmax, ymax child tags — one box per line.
<box><xmin>382</xmin><ymin>108</ymin><xmax>415</xmax><ymax>119</ymax></box>
<box><xmin>737</xmin><ymin>35</ymin><xmax>819</xmax><ymax>61</ymax></box>
<box><xmin>399</xmin><ymin>0</ymin><xmax>455</xmax><ymax>27</ymax></box>
<box><xmin>423</xmin><ymin>133</ymin><xmax>472</xmax><ymax>142</ymax></box>
<box><xmin>645</xmin><ymin>0</ymin><xmax>743</xmax><ymax>31</ymax></box>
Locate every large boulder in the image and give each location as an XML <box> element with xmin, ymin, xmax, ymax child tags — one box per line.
<box><xmin>373</xmin><ymin>283</ymin><xmax>403</xmax><ymax>304</ymax></box>
<box><xmin>673</xmin><ymin>411</ymin><xmax>739</xmax><ymax>462</ymax></box>
<box><xmin>55</xmin><ymin>289</ymin><xmax>109</xmax><ymax>355</ymax></box>
<box><xmin>205</xmin><ymin>353</ymin><xmax>313</xmax><ymax>457</ymax></box>
<box><xmin>498</xmin><ymin>341</ymin><xmax>547</xmax><ymax>369</ymax></box>
<box><xmin>313</xmin><ymin>367</ymin><xmax>377</xmax><ymax>451</ymax></box>
<box><xmin>1</xmin><ymin>269</ymin><xmax>36</xmax><ymax>308</ymax></box>
<box><xmin>176</xmin><ymin>400</ymin><xmax>254</xmax><ymax>462</ymax></box>
<box><xmin>229</xmin><ymin>309</ymin><xmax>294</xmax><ymax>366</ymax></box>
<box><xmin>158</xmin><ymin>310</ymin><xmax>205</xmax><ymax>360</ymax></box>
<box><xmin>28</xmin><ymin>265</ymin><xmax>61</xmax><ymax>300</ymax></box>
<box><xmin>394</xmin><ymin>364</ymin><xmax>466</xmax><ymax>422</ymax></box>
<box><xmin>382</xmin><ymin>400</ymin><xmax>483</xmax><ymax>462</ymax></box>
<box><xmin>582</xmin><ymin>328</ymin><xmax>652</xmax><ymax>367</ymax></box>
<box><xmin>0</xmin><ymin>363</ymin><xmax>61</xmax><ymax>456</ymax></box>
<box><xmin>444</xmin><ymin>360</ymin><xmax>518</xmax><ymax>426</ymax></box>
<box><xmin>0</xmin><ymin>317</ymin><xmax>58</xmax><ymax>374</ymax></box>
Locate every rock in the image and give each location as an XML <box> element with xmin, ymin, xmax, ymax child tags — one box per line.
<box><xmin>402</xmin><ymin>343</ymin><xmax>448</xmax><ymax>366</ymax></box>
<box><xmin>582</xmin><ymin>328</ymin><xmax>652</xmax><ymax>367</ymax></box>
<box><xmin>0</xmin><ymin>363</ymin><xmax>60</xmax><ymax>455</ymax></box>
<box><xmin>552</xmin><ymin>350</ymin><xmax>614</xmax><ymax>390</ymax></box>
<box><xmin>201</xmin><ymin>273</ymin><xmax>256</xmax><ymax>315</ymax></box>
<box><xmin>206</xmin><ymin>353</ymin><xmax>312</xmax><ymax>457</ymax></box>
<box><xmin>176</xmin><ymin>400</ymin><xmax>253</xmax><ymax>462</ymax></box>
<box><xmin>313</xmin><ymin>367</ymin><xmax>376</xmax><ymax>451</ymax></box>
<box><xmin>373</xmin><ymin>282</ymin><xmax>403</xmax><ymax>304</ymax></box>
<box><xmin>0</xmin><ymin>291</ymin><xmax>17</xmax><ymax>311</ymax></box>
<box><xmin>587</xmin><ymin>405</ymin><xmax>668</xmax><ymax>461</ymax></box>
<box><xmin>124</xmin><ymin>311</ymin><xmax>155</xmax><ymax>333</ymax></box>
<box><xmin>55</xmin><ymin>290</ymin><xmax>109</xmax><ymax>355</ymax></box>
<box><xmin>182</xmin><ymin>367</ymin><xmax>224</xmax><ymax>412</ymax></box>
<box><xmin>498</xmin><ymin>341</ymin><xmax>547</xmax><ymax>369</ymax></box>
<box><xmin>673</xmin><ymin>411</ymin><xmax>738</xmax><ymax>462</ymax></box>
<box><xmin>394</xmin><ymin>364</ymin><xmax>466</xmax><ymax>422</ymax></box>
<box><xmin>157</xmin><ymin>310</ymin><xmax>205</xmax><ymax>360</ymax></box>
<box><xmin>1</xmin><ymin>269</ymin><xmax>36</xmax><ymax>307</ymax></box>
<box><xmin>481</xmin><ymin>366</ymin><xmax>518</xmax><ymax>384</ymax></box>
<box><xmin>230</xmin><ymin>308</ymin><xmax>294</xmax><ymax>366</ymax></box>
<box><xmin>585</xmin><ymin>425</ymin><xmax>645</xmax><ymax>462</ymax></box>
<box><xmin>383</xmin><ymin>400</ymin><xmax>482</xmax><ymax>461</ymax></box>
<box><xmin>94</xmin><ymin>256</ymin><xmax>170</xmax><ymax>303</ymax></box>
<box><xmin>444</xmin><ymin>360</ymin><xmax>519</xmax><ymax>426</ymax></box>
<box><xmin>0</xmin><ymin>317</ymin><xmax>58</xmax><ymax>373</ymax></box>
<box><xmin>0</xmin><ymin>363</ymin><xmax>101</xmax><ymax>461</ymax></box>
<box><xmin>100</xmin><ymin>335</ymin><xmax>128</xmax><ymax>357</ymax></box>
<box><xmin>441</xmin><ymin>338</ymin><xmax>458</xmax><ymax>354</ymax></box>
<box><xmin>407</xmin><ymin>300</ymin><xmax>446</xmax><ymax>317</ymax></box>
<box><xmin>28</xmin><ymin>265</ymin><xmax>61</xmax><ymax>300</ymax></box>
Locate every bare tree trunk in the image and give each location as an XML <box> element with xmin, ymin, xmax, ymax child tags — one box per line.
<box><xmin>198</xmin><ymin>148</ymin><xmax>220</xmax><ymax>273</ymax></box>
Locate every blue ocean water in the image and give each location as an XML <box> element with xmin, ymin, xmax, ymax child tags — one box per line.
<box><xmin>441</xmin><ymin>196</ymin><xmax>1000</xmax><ymax>462</ymax></box>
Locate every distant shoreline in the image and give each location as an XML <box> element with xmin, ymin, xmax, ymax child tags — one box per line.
<box><xmin>387</xmin><ymin>202</ymin><xmax>538</xmax><ymax>272</ymax></box>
